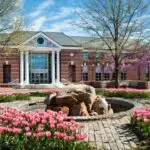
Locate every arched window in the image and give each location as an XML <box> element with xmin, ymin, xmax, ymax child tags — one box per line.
<box><xmin>82</xmin><ymin>64</ymin><xmax>88</xmax><ymax>81</ymax></box>
<box><xmin>95</xmin><ymin>64</ymin><xmax>101</xmax><ymax>81</ymax></box>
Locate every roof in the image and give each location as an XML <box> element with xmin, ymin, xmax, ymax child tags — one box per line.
<box><xmin>0</xmin><ymin>31</ymin><xmax>80</xmax><ymax>47</ymax></box>
<box><xmin>0</xmin><ymin>31</ymin><xmax>108</xmax><ymax>50</ymax></box>
<box><xmin>70</xmin><ymin>36</ymin><xmax>108</xmax><ymax>50</ymax></box>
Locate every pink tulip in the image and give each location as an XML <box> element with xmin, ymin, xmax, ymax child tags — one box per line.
<box><xmin>75</xmin><ymin>133</ymin><xmax>87</xmax><ymax>140</ymax></box>
<box><xmin>26</xmin><ymin>132</ymin><xmax>31</xmax><ymax>137</ymax></box>
<box><xmin>45</xmin><ymin>131</ymin><xmax>51</xmax><ymax>137</ymax></box>
<box><xmin>25</xmin><ymin>127</ymin><xmax>30</xmax><ymax>132</ymax></box>
<box><xmin>143</xmin><ymin>118</ymin><xmax>150</xmax><ymax>124</ymax></box>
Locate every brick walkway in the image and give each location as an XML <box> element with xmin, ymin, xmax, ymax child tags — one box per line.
<box><xmin>81</xmin><ymin>116</ymin><xmax>138</xmax><ymax>150</ymax></box>
<box><xmin>0</xmin><ymin>98</ymin><xmax>149</xmax><ymax>150</ymax></box>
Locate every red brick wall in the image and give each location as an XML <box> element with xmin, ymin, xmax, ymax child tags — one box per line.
<box><xmin>60</xmin><ymin>49</ymin><xmax>82</xmax><ymax>82</ymax></box>
<box><xmin>0</xmin><ymin>49</ymin><xmax>20</xmax><ymax>83</ymax></box>
<box><xmin>0</xmin><ymin>48</ymin><xmax>148</xmax><ymax>84</ymax></box>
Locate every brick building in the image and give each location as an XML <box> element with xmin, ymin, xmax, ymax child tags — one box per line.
<box><xmin>0</xmin><ymin>31</ymin><xmax>149</xmax><ymax>88</ymax></box>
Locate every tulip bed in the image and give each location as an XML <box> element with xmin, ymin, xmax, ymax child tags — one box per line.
<box><xmin>0</xmin><ymin>106</ymin><xmax>87</xmax><ymax>150</ymax></box>
<box><xmin>96</xmin><ymin>88</ymin><xmax>150</xmax><ymax>99</ymax></box>
<box><xmin>131</xmin><ymin>108</ymin><xmax>150</xmax><ymax>138</ymax></box>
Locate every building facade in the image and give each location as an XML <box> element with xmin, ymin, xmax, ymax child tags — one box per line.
<box><xmin>0</xmin><ymin>31</ymin><xmax>149</xmax><ymax>88</ymax></box>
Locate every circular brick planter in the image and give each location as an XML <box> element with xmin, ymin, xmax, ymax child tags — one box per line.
<box><xmin>21</xmin><ymin>97</ymin><xmax>142</xmax><ymax>121</ymax></box>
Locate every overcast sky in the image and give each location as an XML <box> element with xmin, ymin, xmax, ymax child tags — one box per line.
<box><xmin>23</xmin><ymin>0</ymin><xmax>150</xmax><ymax>36</ymax></box>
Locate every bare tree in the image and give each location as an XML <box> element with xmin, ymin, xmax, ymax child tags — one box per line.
<box><xmin>77</xmin><ymin>0</ymin><xmax>149</xmax><ymax>88</ymax></box>
<box><xmin>0</xmin><ymin>0</ymin><xmax>22</xmax><ymax>56</ymax></box>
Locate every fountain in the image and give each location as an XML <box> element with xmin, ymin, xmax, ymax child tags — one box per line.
<box><xmin>44</xmin><ymin>84</ymin><xmax>113</xmax><ymax>116</ymax></box>
<box><xmin>21</xmin><ymin>84</ymin><xmax>141</xmax><ymax>121</ymax></box>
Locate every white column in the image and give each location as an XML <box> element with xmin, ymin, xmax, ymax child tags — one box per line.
<box><xmin>56</xmin><ymin>50</ymin><xmax>60</xmax><ymax>82</ymax></box>
<box><xmin>25</xmin><ymin>51</ymin><xmax>29</xmax><ymax>84</ymax></box>
<box><xmin>20</xmin><ymin>51</ymin><xmax>24</xmax><ymax>85</ymax></box>
<box><xmin>51</xmin><ymin>50</ymin><xmax>55</xmax><ymax>83</ymax></box>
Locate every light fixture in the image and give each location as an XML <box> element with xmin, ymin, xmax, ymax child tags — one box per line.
<box><xmin>70</xmin><ymin>53</ymin><xmax>74</xmax><ymax>57</ymax></box>
<box><xmin>5</xmin><ymin>61</ymin><xmax>9</xmax><ymax>65</ymax></box>
<box><xmin>83</xmin><ymin>62</ymin><xmax>86</xmax><ymax>66</ymax></box>
<box><xmin>70</xmin><ymin>61</ymin><xmax>74</xmax><ymax>65</ymax></box>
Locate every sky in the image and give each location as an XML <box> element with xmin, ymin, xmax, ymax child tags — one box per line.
<box><xmin>23</xmin><ymin>0</ymin><xmax>87</xmax><ymax>36</ymax></box>
<box><xmin>23</xmin><ymin>0</ymin><xmax>150</xmax><ymax>36</ymax></box>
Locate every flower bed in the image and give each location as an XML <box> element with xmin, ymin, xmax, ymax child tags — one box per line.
<box><xmin>0</xmin><ymin>92</ymin><xmax>30</xmax><ymax>102</ymax></box>
<box><xmin>97</xmin><ymin>88</ymin><xmax>150</xmax><ymax>99</ymax></box>
<box><xmin>0</xmin><ymin>89</ymin><xmax>62</xmax><ymax>102</ymax></box>
<box><xmin>131</xmin><ymin>108</ymin><xmax>150</xmax><ymax>138</ymax></box>
<box><xmin>0</xmin><ymin>106</ymin><xmax>87</xmax><ymax>150</ymax></box>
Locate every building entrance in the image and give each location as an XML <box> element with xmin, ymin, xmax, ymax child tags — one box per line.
<box><xmin>29</xmin><ymin>53</ymin><xmax>51</xmax><ymax>84</ymax></box>
<box><xmin>3</xmin><ymin>64</ymin><xmax>11</xmax><ymax>83</ymax></box>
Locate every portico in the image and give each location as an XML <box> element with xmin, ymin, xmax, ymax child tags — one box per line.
<box><xmin>19</xmin><ymin>32</ymin><xmax>61</xmax><ymax>86</ymax></box>
<box><xmin>20</xmin><ymin>49</ymin><xmax>60</xmax><ymax>85</ymax></box>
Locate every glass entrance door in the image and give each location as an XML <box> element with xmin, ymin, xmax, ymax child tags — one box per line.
<box><xmin>29</xmin><ymin>53</ymin><xmax>49</xmax><ymax>84</ymax></box>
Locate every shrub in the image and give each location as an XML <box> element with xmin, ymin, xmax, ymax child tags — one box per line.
<box><xmin>30</xmin><ymin>92</ymin><xmax>49</xmax><ymax>97</ymax></box>
<box><xmin>0</xmin><ymin>106</ymin><xmax>87</xmax><ymax>150</ymax></box>
<box><xmin>131</xmin><ymin>108</ymin><xmax>150</xmax><ymax>138</ymax></box>
<box><xmin>0</xmin><ymin>92</ymin><xmax>30</xmax><ymax>102</ymax></box>
<box><xmin>96</xmin><ymin>88</ymin><xmax>150</xmax><ymax>99</ymax></box>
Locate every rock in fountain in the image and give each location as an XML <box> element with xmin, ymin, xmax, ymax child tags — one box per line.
<box><xmin>44</xmin><ymin>84</ymin><xmax>113</xmax><ymax>116</ymax></box>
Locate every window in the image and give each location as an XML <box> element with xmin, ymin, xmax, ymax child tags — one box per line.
<box><xmin>121</xmin><ymin>72</ymin><xmax>127</xmax><ymax>80</ymax></box>
<box><xmin>37</xmin><ymin>37</ymin><xmax>44</xmax><ymax>45</ymax></box>
<box><xmin>82</xmin><ymin>65</ymin><xmax>88</xmax><ymax>81</ymax></box>
<box><xmin>95</xmin><ymin>64</ymin><xmax>101</xmax><ymax>81</ymax></box>
<box><xmin>82</xmin><ymin>52</ymin><xmax>88</xmax><ymax>60</ymax></box>
<box><xmin>146</xmin><ymin>73</ymin><xmax>150</xmax><ymax>80</ymax></box>
<box><xmin>82</xmin><ymin>73</ymin><xmax>88</xmax><ymax>81</ymax></box>
<box><xmin>95</xmin><ymin>53</ymin><xmax>100</xmax><ymax>60</ymax></box>
<box><xmin>104</xmin><ymin>73</ymin><xmax>110</xmax><ymax>80</ymax></box>
<box><xmin>96</xmin><ymin>73</ymin><xmax>101</xmax><ymax>81</ymax></box>
<box><xmin>112</xmin><ymin>73</ymin><xmax>116</xmax><ymax>80</ymax></box>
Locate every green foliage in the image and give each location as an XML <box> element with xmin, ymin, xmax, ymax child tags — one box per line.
<box><xmin>0</xmin><ymin>94</ymin><xmax>30</xmax><ymax>103</ymax></box>
<box><xmin>96</xmin><ymin>90</ymin><xmax>150</xmax><ymax>99</ymax></box>
<box><xmin>30</xmin><ymin>92</ymin><xmax>49</xmax><ymax>97</ymax></box>
<box><xmin>0</xmin><ymin>137</ymin><xmax>88</xmax><ymax>150</ymax></box>
<box><xmin>131</xmin><ymin>116</ymin><xmax>150</xmax><ymax>138</ymax></box>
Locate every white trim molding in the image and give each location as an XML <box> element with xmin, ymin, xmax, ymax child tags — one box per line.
<box><xmin>19</xmin><ymin>32</ymin><xmax>62</xmax><ymax>48</ymax></box>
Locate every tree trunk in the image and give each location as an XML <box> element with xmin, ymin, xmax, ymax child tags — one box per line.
<box><xmin>115</xmin><ymin>59</ymin><xmax>119</xmax><ymax>88</ymax></box>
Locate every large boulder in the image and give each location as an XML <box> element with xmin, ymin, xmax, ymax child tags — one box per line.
<box><xmin>92</xmin><ymin>96</ymin><xmax>109</xmax><ymax>115</ymax></box>
<box><xmin>65</xmin><ymin>84</ymin><xmax>96</xmax><ymax>95</ymax></box>
<box><xmin>46</xmin><ymin>106</ymin><xmax>69</xmax><ymax>115</ymax></box>
<box><xmin>44</xmin><ymin>93</ymin><xmax>57</xmax><ymax>106</ymax></box>
<box><xmin>74</xmin><ymin>92</ymin><xmax>96</xmax><ymax>111</ymax></box>
<box><xmin>56</xmin><ymin>94</ymin><xmax>78</xmax><ymax>108</ymax></box>
<box><xmin>44</xmin><ymin>84</ymin><xmax>113</xmax><ymax>117</ymax></box>
<box><xmin>70</xmin><ymin>102</ymin><xmax>89</xmax><ymax>116</ymax></box>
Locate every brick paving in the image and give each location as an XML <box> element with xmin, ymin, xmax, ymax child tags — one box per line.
<box><xmin>0</xmin><ymin>98</ymin><xmax>149</xmax><ymax>150</ymax></box>
<box><xmin>81</xmin><ymin>116</ymin><xmax>139</xmax><ymax>150</ymax></box>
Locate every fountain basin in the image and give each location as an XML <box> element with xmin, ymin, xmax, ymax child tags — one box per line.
<box><xmin>21</xmin><ymin>97</ymin><xmax>142</xmax><ymax>121</ymax></box>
